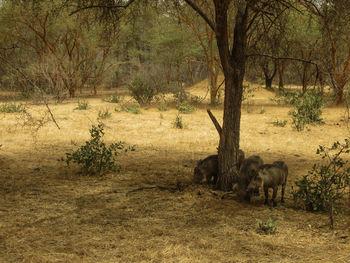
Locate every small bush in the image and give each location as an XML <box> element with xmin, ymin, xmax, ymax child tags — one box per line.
<box><xmin>260</xmin><ymin>108</ymin><xmax>265</xmax><ymax>114</ymax></box>
<box><xmin>242</xmin><ymin>84</ymin><xmax>256</xmax><ymax>101</ymax></box>
<box><xmin>173</xmin><ymin>114</ymin><xmax>184</xmax><ymax>129</ymax></box>
<box><xmin>19</xmin><ymin>91</ymin><xmax>31</xmax><ymax>100</ymax></box>
<box><xmin>256</xmin><ymin>218</ymin><xmax>277</xmax><ymax>234</ymax></box>
<box><xmin>173</xmin><ymin>89</ymin><xmax>189</xmax><ymax>104</ymax></box>
<box><xmin>98</xmin><ymin>109</ymin><xmax>112</xmax><ymax>119</ymax></box>
<box><xmin>289</xmin><ymin>90</ymin><xmax>324</xmax><ymax>131</ymax></box>
<box><xmin>103</xmin><ymin>92</ymin><xmax>121</xmax><ymax>103</ymax></box>
<box><xmin>176</xmin><ymin>102</ymin><xmax>194</xmax><ymax>114</ymax></box>
<box><xmin>272</xmin><ymin>120</ymin><xmax>287</xmax><ymax>127</ymax></box>
<box><xmin>292</xmin><ymin>139</ymin><xmax>350</xmax><ymax>228</ymax></box>
<box><xmin>127</xmin><ymin>74</ymin><xmax>162</xmax><ymax>105</ymax></box>
<box><xmin>74</xmin><ymin>100</ymin><xmax>89</xmax><ymax>110</ymax></box>
<box><xmin>122</xmin><ymin>105</ymin><xmax>141</xmax><ymax>114</ymax></box>
<box><xmin>60</xmin><ymin>123</ymin><xmax>133</xmax><ymax>176</ymax></box>
<box><xmin>0</xmin><ymin>103</ymin><xmax>25</xmax><ymax>113</ymax></box>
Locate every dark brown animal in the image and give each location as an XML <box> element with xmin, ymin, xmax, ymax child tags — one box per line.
<box><xmin>194</xmin><ymin>150</ymin><xmax>245</xmax><ymax>185</ymax></box>
<box><xmin>194</xmin><ymin>155</ymin><xmax>218</xmax><ymax>185</ymax></box>
<box><xmin>247</xmin><ymin>161</ymin><xmax>288</xmax><ymax>206</ymax></box>
<box><xmin>236</xmin><ymin>155</ymin><xmax>264</xmax><ymax>202</ymax></box>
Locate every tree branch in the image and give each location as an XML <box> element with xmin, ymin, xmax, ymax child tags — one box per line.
<box><xmin>207</xmin><ymin>109</ymin><xmax>222</xmax><ymax>135</ymax></box>
<box><xmin>69</xmin><ymin>0</ymin><xmax>136</xmax><ymax>16</ymax></box>
<box><xmin>183</xmin><ymin>0</ymin><xmax>215</xmax><ymax>32</ymax></box>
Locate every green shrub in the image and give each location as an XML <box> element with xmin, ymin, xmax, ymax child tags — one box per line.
<box><xmin>0</xmin><ymin>103</ymin><xmax>25</xmax><ymax>113</ymax></box>
<box><xmin>256</xmin><ymin>218</ymin><xmax>277</xmax><ymax>234</ymax></box>
<box><xmin>289</xmin><ymin>90</ymin><xmax>324</xmax><ymax>131</ymax></box>
<box><xmin>103</xmin><ymin>92</ymin><xmax>121</xmax><ymax>103</ymax></box>
<box><xmin>242</xmin><ymin>84</ymin><xmax>256</xmax><ymax>101</ymax></box>
<box><xmin>260</xmin><ymin>108</ymin><xmax>265</xmax><ymax>114</ymax></box>
<box><xmin>173</xmin><ymin>89</ymin><xmax>189</xmax><ymax>104</ymax></box>
<box><xmin>98</xmin><ymin>109</ymin><xmax>112</xmax><ymax>119</ymax></box>
<box><xmin>292</xmin><ymin>139</ymin><xmax>350</xmax><ymax>228</ymax></box>
<box><xmin>272</xmin><ymin>119</ymin><xmax>287</xmax><ymax>127</ymax></box>
<box><xmin>176</xmin><ymin>102</ymin><xmax>194</xmax><ymax>114</ymax></box>
<box><xmin>74</xmin><ymin>100</ymin><xmax>89</xmax><ymax>110</ymax></box>
<box><xmin>19</xmin><ymin>91</ymin><xmax>31</xmax><ymax>100</ymax></box>
<box><xmin>122</xmin><ymin>105</ymin><xmax>141</xmax><ymax>114</ymax></box>
<box><xmin>173</xmin><ymin>114</ymin><xmax>184</xmax><ymax>129</ymax></box>
<box><xmin>127</xmin><ymin>74</ymin><xmax>161</xmax><ymax>105</ymax></box>
<box><xmin>61</xmin><ymin>123</ymin><xmax>133</xmax><ymax>176</ymax></box>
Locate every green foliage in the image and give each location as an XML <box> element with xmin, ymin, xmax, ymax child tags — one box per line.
<box><xmin>74</xmin><ymin>100</ymin><xmax>89</xmax><ymax>110</ymax></box>
<box><xmin>127</xmin><ymin>74</ymin><xmax>163</xmax><ymax>105</ymax></box>
<box><xmin>157</xmin><ymin>104</ymin><xmax>168</xmax><ymax>111</ymax></box>
<box><xmin>242</xmin><ymin>84</ymin><xmax>256</xmax><ymax>101</ymax></box>
<box><xmin>122</xmin><ymin>105</ymin><xmax>141</xmax><ymax>114</ymax></box>
<box><xmin>260</xmin><ymin>108</ymin><xmax>266</xmax><ymax>114</ymax></box>
<box><xmin>256</xmin><ymin>218</ymin><xmax>277</xmax><ymax>234</ymax></box>
<box><xmin>292</xmin><ymin>139</ymin><xmax>350</xmax><ymax>228</ymax></box>
<box><xmin>288</xmin><ymin>90</ymin><xmax>324</xmax><ymax>131</ymax></box>
<box><xmin>19</xmin><ymin>91</ymin><xmax>31</xmax><ymax>100</ymax></box>
<box><xmin>103</xmin><ymin>92</ymin><xmax>121</xmax><ymax>103</ymax></box>
<box><xmin>173</xmin><ymin>89</ymin><xmax>189</xmax><ymax>104</ymax></box>
<box><xmin>173</xmin><ymin>114</ymin><xmax>184</xmax><ymax>129</ymax></box>
<box><xmin>98</xmin><ymin>109</ymin><xmax>112</xmax><ymax>119</ymax></box>
<box><xmin>272</xmin><ymin>119</ymin><xmax>287</xmax><ymax>127</ymax></box>
<box><xmin>0</xmin><ymin>103</ymin><xmax>25</xmax><ymax>113</ymax></box>
<box><xmin>176</xmin><ymin>101</ymin><xmax>194</xmax><ymax>114</ymax></box>
<box><xmin>61</xmin><ymin>124</ymin><xmax>132</xmax><ymax>176</ymax></box>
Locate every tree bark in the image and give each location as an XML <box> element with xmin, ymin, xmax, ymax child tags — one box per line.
<box><xmin>214</xmin><ymin>0</ymin><xmax>248</xmax><ymax>191</ymax></box>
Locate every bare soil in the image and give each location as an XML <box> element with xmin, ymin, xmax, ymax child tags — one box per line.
<box><xmin>0</xmin><ymin>83</ymin><xmax>350</xmax><ymax>262</ymax></box>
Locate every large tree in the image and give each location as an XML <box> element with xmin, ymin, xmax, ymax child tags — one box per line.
<box><xmin>67</xmin><ymin>0</ymin><xmax>293</xmax><ymax>190</ymax></box>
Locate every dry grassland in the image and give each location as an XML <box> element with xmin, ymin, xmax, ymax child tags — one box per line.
<box><xmin>0</xmin><ymin>83</ymin><xmax>350</xmax><ymax>262</ymax></box>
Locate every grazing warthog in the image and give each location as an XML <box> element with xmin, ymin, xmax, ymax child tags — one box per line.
<box><xmin>194</xmin><ymin>150</ymin><xmax>245</xmax><ymax>185</ymax></box>
<box><xmin>247</xmin><ymin>161</ymin><xmax>288</xmax><ymax>206</ymax></box>
<box><xmin>194</xmin><ymin>155</ymin><xmax>218</xmax><ymax>185</ymax></box>
<box><xmin>237</xmin><ymin>155</ymin><xmax>264</xmax><ymax>202</ymax></box>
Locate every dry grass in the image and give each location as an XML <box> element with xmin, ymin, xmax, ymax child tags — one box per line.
<box><xmin>0</xmin><ymin>83</ymin><xmax>350</xmax><ymax>263</ymax></box>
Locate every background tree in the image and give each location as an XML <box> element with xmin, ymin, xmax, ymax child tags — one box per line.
<box><xmin>301</xmin><ymin>0</ymin><xmax>350</xmax><ymax>104</ymax></box>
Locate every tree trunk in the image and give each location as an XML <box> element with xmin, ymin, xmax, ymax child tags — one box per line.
<box><xmin>214</xmin><ymin>0</ymin><xmax>248</xmax><ymax>191</ymax></box>
<box><xmin>265</xmin><ymin>74</ymin><xmax>273</xmax><ymax>90</ymax></box>
<box><xmin>278</xmin><ymin>60</ymin><xmax>287</xmax><ymax>90</ymax></box>
<box><xmin>336</xmin><ymin>84</ymin><xmax>344</xmax><ymax>105</ymax></box>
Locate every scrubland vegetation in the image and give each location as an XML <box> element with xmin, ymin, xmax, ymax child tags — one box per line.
<box><xmin>1</xmin><ymin>0</ymin><xmax>350</xmax><ymax>262</ymax></box>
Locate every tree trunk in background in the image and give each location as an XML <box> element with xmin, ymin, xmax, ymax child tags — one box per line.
<box><xmin>278</xmin><ymin>60</ymin><xmax>287</xmax><ymax>90</ymax></box>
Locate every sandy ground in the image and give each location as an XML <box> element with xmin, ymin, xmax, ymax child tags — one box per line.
<box><xmin>0</xmin><ymin>83</ymin><xmax>350</xmax><ymax>262</ymax></box>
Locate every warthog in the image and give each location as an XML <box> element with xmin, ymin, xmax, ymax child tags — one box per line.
<box><xmin>247</xmin><ymin>161</ymin><xmax>288</xmax><ymax>206</ymax></box>
<box><xmin>194</xmin><ymin>150</ymin><xmax>245</xmax><ymax>185</ymax></box>
<box><xmin>236</xmin><ymin>155</ymin><xmax>264</xmax><ymax>202</ymax></box>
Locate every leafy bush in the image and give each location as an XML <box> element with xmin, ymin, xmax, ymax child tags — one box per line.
<box><xmin>74</xmin><ymin>100</ymin><xmax>89</xmax><ymax>110</ymax></box>
<box><xmin>173</xmin><ymin>114</ymin><xmax>184</xmax><ymax>129</ymax></box>
<box><xmin>288</xmin><ymin>90</ymin><xmax>324</xmax><ymax>131</ymax></box>
<box><xmin>272</xmin><ymin>119</ymin><xmax>287</xmax><ymax>127</ymax></box>
<box><xmin>127</xmin><ymin>74</ymin><xmax>163</xmax><ymax>105</ymax></box>
<box><xmin>98</xmin><ymin>109</ymin><xmax>112</xmax><ymax>119</ymax></box>
<box><xmin>103</xmin><ymin>92</ymin><xmax>121</xmax><ymax>103</ymax></box>
<box><xmin>122</xmin><ymin>105</ymin><xmax>141</xmax><ymax>114</ymax></box>
<box><xmin>292</xmin><ymin>139</ymin><xmax>350</xmax><ymax>228</ymax></box>
<box><xmin>242</xmin><ymin>84</ymin><xmax>256</xmax><ymax>101</ymax></box>
<box><xmin>256</xmin><ymin>218</ymin><xmax>277</xmax><ymax>234</ymax></box>
<box><xmin>176</xmin><ymin>102</ymin><xmax>194</xmax><ymax>114</ymax></box>
<box><xmin>61</xmin><ymin>123</ymin><xmax>132</xmax><ymax>176</ymax></box>
<box><xmin>0</xmin><ymin>103</ymin><xmax>25</xmax><ymax>113</ymax></box>
<box><xmin>173</xmin><ymin>89</ymin><xmax>189</xmax><ymax>104</ymax></box>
